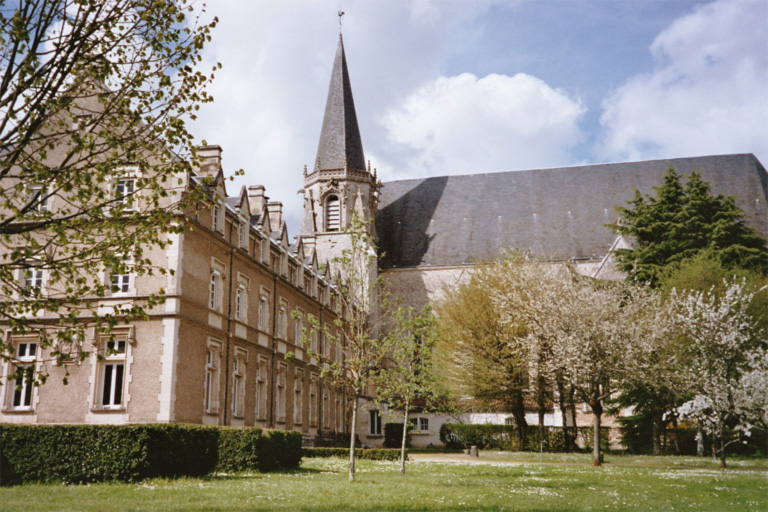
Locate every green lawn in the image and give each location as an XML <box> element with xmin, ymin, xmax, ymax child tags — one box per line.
<box><xmin>1</xmin><ymin>454</ymin><xmax>766</xmax><ymax>511</ymax></box>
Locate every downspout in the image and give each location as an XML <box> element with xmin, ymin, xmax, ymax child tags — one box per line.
<box><xmin>223</xmin><ymin>220</ymin><xmax>235</xmax><ymax>425</ymax></box>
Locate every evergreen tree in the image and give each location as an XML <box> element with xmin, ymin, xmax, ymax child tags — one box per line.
<box><xmin>612</xmin><ymin>167</ymin><xmax>768</xmax><ymax>286</ymax></box>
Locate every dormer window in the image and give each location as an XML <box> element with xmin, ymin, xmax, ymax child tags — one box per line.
<box><xmin>115</xmin><ymin>178</ymin><xmax>135</xmax><ymax>210</ymax></box>
<box><xmin>28</xmin><ymin>185</ymin><xmax>49</xmax><ymax>213</ymax></box>
<box><xmin>325</xmin><ymin>195</ymin><xmax>340</xmax><ymax>232</ymax></box>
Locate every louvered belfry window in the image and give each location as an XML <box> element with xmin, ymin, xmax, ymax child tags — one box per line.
<box><xmin>325</xmin><ymin>195</ymin><xmax>340</xmax><ymax>231</ymax></box>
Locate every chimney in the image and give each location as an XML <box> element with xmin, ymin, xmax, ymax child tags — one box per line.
<box><xmin>247</xmin><ymin>185</ymin><xmax>268</xmax><ymax>214</ymax></box>
<box><xmin>197</xmin><ymin>145</ymin><xmax>223</xmax><ymax>178</ymax></box>
<box><xmin>267</xmin><ymin>201</ymin><xmax>283</xmax><ymax>229</ymax></box>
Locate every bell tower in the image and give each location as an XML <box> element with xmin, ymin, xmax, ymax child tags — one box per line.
<box><xmin>300</xmin><ymin>34</ymin><xmax>379</xmax><ymax>267</ymax></box>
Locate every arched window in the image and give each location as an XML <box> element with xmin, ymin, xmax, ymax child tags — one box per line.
<box><xmin>325</xmin><ymin>195</ymin><xmax>340</xmax><ymax>232</ymax></box>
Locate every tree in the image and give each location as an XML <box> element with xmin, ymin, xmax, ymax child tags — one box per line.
<box><xmin>612</xmin><ymin>167</ymin><xmax>768</xmax><ymax>286</ymax></box>
<box><xmin>672</xmin><ymin>278</ymin><xmax>766</xmax><ymax>468</ymax></box>
<box><xmin>376</xmin><ymin>304</ymin><xmax>443</xmax><ymax>476</ymax></box>
<box><xmin>0</xmin><ymin>1</ymin><xmax>219</xmax><ymax>374</ymax></box>
<box><xmin>437</xmin><ymin>260</ymin><xmax>530</xmax><ymax>449</ymax></box>
<box><xmin>297</xmin><ymin>214</ymin><xmax>386</xmax><ymax>482</ymax></box>
<box><xmin>492</xmin><ymin>255</ymin><xmax>649</xmax><ymax>466</ymax></box>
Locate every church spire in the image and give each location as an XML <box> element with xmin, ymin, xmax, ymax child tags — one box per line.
<box><xmin>314</xmin><ymin>34</ymin><xmax>366</xmax><ymax>172</ymax></box>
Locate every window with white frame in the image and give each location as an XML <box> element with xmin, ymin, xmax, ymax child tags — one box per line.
<box><xmin>309</xmin><ymin>374</ymin><xmax>318</xmax><ymax>427</ymax></box>
<box><xmin>21</xmin><ymin>265</ymin><xmax>44</xmax><ymax>297</ymax></box>
<box><xmin>238</xmin><ymin>223</ymin><xmax>245</xmax><ymax>248</ymax></box>
<box><xmin>27</xmin><ymin>185</ymin><xmax>49</xmax><ymax>213</ymax></box>
<box><xmin>369</xmin><ymin>410</ymin><xmax>382</xmax><ymax>436</ymax></box>
<box><xmin>420</xmin><ymin>417</ymin><xmax>429</xmax><ymax>432</ymax></box>
<box><xmin>294</xmin><ymin>370</ymin><xmax>303</xmax><ymax>425</ymax></box>
<box><xmin>258</xmin><ymin>294</ymin><xmax>269</xmax><ymax>331</ymax></box>
<box><xmin>235</xmin><ymin>274</ymin><xmax>248</xmax><ymax>322</ymax></box>
<box><xmin>212</xmin><ymin>202</ymin><xmax>221</xmax><ymax>232</ymax></box>
<box><xmin>209</xmin><ymin>260</ymin><xmax>225</xmax><ymax>312</ymax></box>
<box><xmin>276</xmin><ymin>363</ymin><xmax>287</xmax><ymax>422</ymax></box>
<box><xmin>204</xmin><ymin>342</ymin><xmax>221</xmax><ymax>414</ymax></box>
<box><xmin>256</xmin><ymin>357</ymin><xmax>269</xmax><ymax>421</ymax></box>
<box><xmin>5</xmin><ymin>340</ymin><xmax>37</xmax><ymax>410</ymax></box>
<box><xmin>99</xmin><ymin>338</ymin><xmax>127</xmax><ymax>409</ymax></box>
<box><xmin>232</xmin><ymin>349</ymin><xmax>247</xmax><ymax>418</ymax></box>
<box><xmin>115</xmin><ymin>178</ymin><xmax>135</xmax><ymax>210</ymax></box>
<box><xmin>310</xmin><ymin>329</ymin><xmax>318</xmax><ymax>354</ymax></box>
<box><xmin>109</xmin><ymin>253</ymin><xmax>132</xmax><ymax>294</ymax></box>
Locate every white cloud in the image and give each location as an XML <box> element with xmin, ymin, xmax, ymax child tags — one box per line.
<box><xmin>597</xmin><ymin>0</ymin><xmax>768</xmax><ymax>164</ymax></box>
<box><xmin>192</xmin><ymin>0</ymin><xmax>496</xmax><ymax>233</ymax></box>
<box><xmin>378</xmin><ymin>73</ymin><xmax>585</xmax><ymax>180</ymax></box>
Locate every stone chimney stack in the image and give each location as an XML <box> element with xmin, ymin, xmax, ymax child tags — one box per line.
<box><xmin>267</xmin><ymin>201</ymin><xmax>283</xmax><ymax>228</ymax></box>
<box><xmin>247</xmin><ymin>185</ymin><xmax>268</xmax><ymax>214</ymax></box>
<box><xmin>197</xmin><ymin>145</ymin><xmax>223</xmax><ymax>178</ymax></box>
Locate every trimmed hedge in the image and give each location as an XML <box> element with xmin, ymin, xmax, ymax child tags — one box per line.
<box><xmin>0</xmin><ymin>423</ymin><xmax>302</xmax><ymax>486</ymax></box>
<box><xmin>303</xmin><ymin>447</ymin><xmax>404</xmax><ymax>461</ymax></box>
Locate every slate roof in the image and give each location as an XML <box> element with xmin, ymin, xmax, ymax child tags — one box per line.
<box><xmin>314</xmin><ymin>35</ymin><xmax>366</xmax><ymax>172</ymax></box>
<box><xmin>376</xmin><ymin>154</ymin><xmax>768</xmax><ymax>269</ymax></box>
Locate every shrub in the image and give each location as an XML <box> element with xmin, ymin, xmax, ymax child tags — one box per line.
<box><xmin>440</xmin><ymin>424</ymin><xmax>580</xmax><ymax>452</ymax></box>
<box><xmin>0</xmin><ymin>423</ymin><xmax>302</xmax><ymax>486</ymax></box>
<box><xmin>383</xmin><ymin>422</ymin><xmax>412</xmax><ymax>449</ymax></box>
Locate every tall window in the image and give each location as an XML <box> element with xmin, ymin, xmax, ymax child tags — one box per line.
<box><xmin>232</xmin><ymin>350</ymin><xmax>246</xmax><ymax>418</ymax></box>
<box><xmin>294</xmin><ymin>370</ymin><xmax>304</xmax><ymax>425</ymax></box>
<box><xmin>212</xmin><ymin>203</ymin><xmax>221</xmax><ymax>232</ymax></box>
<box><xmin>258</xmin><ymin>296</ymin><xmax>268</xmax><ymax>331</ymax></box>
<box><xmin>325</xmin><ymin>195</ymin><xmax>340</xmax><ymax>231</ymax></box>
<box><xmin>369</xmin><ymin>410</ymin><xmax>382</xmax><ymax>436</ymax></box>
<box><xmin>100</xmin><ymin>339</ymin><xmax>126</xmax><ymax>408</ymax></box>
<box><xmin>115</xmin><ymin>178</ymin><xmax>135</xmax><ymax>210</ymax></box>
<box><xmin>294</xmin><ymin>315</ymin><xmax>303</xmax><ymax>345</ymax></box>
<box><xmin>204</xmin><ymin>344</ymin><xmax>220</xmax><ymax>414</ymax></box>
<box><xmin>309</xmin><ymin>375</ymin><xmax>318</xmax><ymax>427</ymax></box>
<box><xmin>278</xmin><ymin>306</ymin><xmax>287</xmax><ymax>340</ymax></box>
<box><xmin>335</xmin><ymin>396</ymin><xmax>342</xmax><ymax>431</ymax></box>
<box><xmin>322</xmin><ymin>390</ymin><xmax>330</xmax><ymax>428</ymax></box>
<box><xmin>235</xmin><ymin>286</ymin><xmax>246</xmax><ymax>321</ymax></box>
<box><xmin>256</xmin><ymin>358</ymin><xmax>268</xmax><ymax>421</ymax></box>
<box><xmin>276</xmin><ymin>364</ymin><xmax>287</xmax><ymax>422</ymax></box>
<box><xmin>7</xmin><ymin>341</ymin><xmax>37</xmax><ymax>410</ymax></box>
<box><xmin>110</xmin><ymin>254</ymin><xmax>132</xmax><ymax>294</ymax></box>
<box><xmin>209</xmin><ymin>269</ymin><xmax>222</xmax><ymax>311</ymax></box>
<box><xmin>238</xmin><ymin>223</ymin><xmax>245</xmax><ymax>248</ymax></box>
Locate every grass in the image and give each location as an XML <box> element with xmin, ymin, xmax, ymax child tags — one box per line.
<box><xmin>1</xmin><ymin>453</ymin><xmax>766</xmax><ymax>511</ymax></box>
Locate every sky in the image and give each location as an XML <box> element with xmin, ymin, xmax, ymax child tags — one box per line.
<box><xmin>191</xmin><ymin>0</ymin><xmax>768</xmax><ymax>234</ymax></box>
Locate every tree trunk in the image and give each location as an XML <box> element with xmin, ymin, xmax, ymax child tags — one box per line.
<box><xmin>400</xmin><ymin>398</ymin><xmax>409</xmax><ymax>476</ymax></box>
<box><xmin>671</xmin><ymin>413</ymin><xmax>681</xmax><ymax>455</ymax></box>
<box><xmin>718</xmin><ymin>416</ymin><xmax>727</xmax><ymax>469</ymax></box>
<box><xmin>569</xmin><ymin>387</ymin><xmax>577</xmax><ymax>452</ymax></box>
<box><xmin>349</xmin><ymin>395</ymin><xmax>358</xmax><ymax>482</ymax></box>
<box><xmin>510</xmin><ymin>387</ymin><xmax>528</xmax><ymax>450</ymax></box>
<box><xmin>696</xmin><ymin>423</ymin><xmax>705</xmax><ymax>457</ymax></box>
<box><xmin>652</xmin><ymin>411</ymin><xmax>662</xmax><ymax>456</ymax></box>
<box><xmin>591</xmin><ymin>398</ymin><xmax>603</xmax><ymax>467</ymax></box>
<box><xmin>556</xmin><ymin>376</ymin><xmax>570</xmax><ymax>452</ymax></box>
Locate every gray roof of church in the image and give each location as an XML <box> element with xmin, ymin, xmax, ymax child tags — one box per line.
<box><xmin>314</xmin><ymin>35</ymin><xmax>366</xmax><ymax>172</ymax></box>
<box><xmin>376</xmin><ymin>154</ymin><xmax>768</xmax><ymax>269</ymax></box>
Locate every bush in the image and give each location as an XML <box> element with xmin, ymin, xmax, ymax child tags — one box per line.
<box><xmin>303</xmin><ymin>447</ymin><xmax>403</xmax><ymax>461</ymax></box>
<box><xmin>0</xmin><ymin>424</ymin><xmax>218</xmax><ymax>485</ymax></box>
<box><xmin>383</xmin><ymin>422</ymin><xmax>412</xmax><ymax>449</ymax></box>
<box><xmin>0</xmin><ymin>423</ymin><xmax>302</xmax><ymax>486</ymax></box>
<box><xmin>440</xmin><ymin>423</ymin><xmax>593</xmax><ymax>452</ymax></box>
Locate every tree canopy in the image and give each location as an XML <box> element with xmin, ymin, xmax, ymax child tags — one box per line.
<box><xmin>611</xmin><ymin>167</ymin><xmax>768</xmax><ymax>286</ymax></box>
<box><xmin>0</xmin><ymin>1</ymin><xmax>219</xmax><ymax>368</ymax></box>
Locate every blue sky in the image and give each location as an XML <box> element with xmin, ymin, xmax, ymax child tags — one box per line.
<box><xmin>192</xmin><ymin>0</ymin><xmax>768</xmax><ymax>233</ymax></box>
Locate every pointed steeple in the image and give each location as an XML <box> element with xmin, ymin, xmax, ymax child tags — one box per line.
<box><xmin>314</xmin><ymin>35</ymin><xmax>366</xmax><ymax>172</ymax></box>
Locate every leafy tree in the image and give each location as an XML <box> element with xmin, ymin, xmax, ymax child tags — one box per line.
<box><xmin>296</xmin><ymin>214</ymin><xmax>386</xmax><ymax>482</ymax></box>
<box><xmin>0</xmin><ymin>1</ymin><xmax>218</xmax><ymax>373</ymax></box>
<box><xmin>672</xmin><ymin>278</ymin><xmax>766</xmax><ymax>468</ymax></box>
<box><xmin>612</xmin><ymin>167</ymin><xmax>768</xmax><ymax>286</ymax></box>
<box><xmin>375</xmin><ymin>304</ymin><xmax>443</xmax><ymax>476</ymax></box>
<box><xmin>436</xmin><ymin>260</ymin><xmax>530</xmax><ymax>449</ymax></box>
